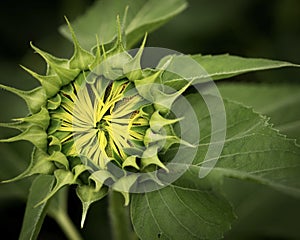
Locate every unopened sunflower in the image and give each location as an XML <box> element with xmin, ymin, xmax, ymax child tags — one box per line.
<box><xmin>0</xmin><ymin>19</ymin><xmax>193</xmax><ymax>226</ymax></box>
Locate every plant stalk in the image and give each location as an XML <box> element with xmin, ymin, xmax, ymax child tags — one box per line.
<box><xmin>53</xmin><ymin>211</ymin><xmax>83</xmax><ymax>240</ymax></box>
<box><xmin>108</xmin><ymin>191</ymin><xmax>137</xmax><ymax>240</ymax></box>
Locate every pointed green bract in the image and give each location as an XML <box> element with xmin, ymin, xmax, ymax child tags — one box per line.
<box><xmin>14</xmin><ymin>107</ymin><xmax>50</xmax><ymax>130</ymax></box>
<box><xmin>48</xmin><ymin>151</ymin><xmax>69</xmax><ymax>169</ymax></box>
<box><xmin>122</xmin><ymin>156</ymin><xmax>140</xmax><ymax>170</ymax></box>
<box><xmin>124</xmin><ymin>33</ymin><xmax>147</xmax><ymax>81</ymax></box>
<box><xmin>36</xmin><ymin>169</ymin><xmax>76</xmax><ymax>207</ymax></box>
<box><xmin>0</xmin><ymin>126</ymin><xmax>48</xmax><ymax>150</ymax></box>
<box><xmin>0</xmin><ymin>84</ymin><xmax>46</xmax><ymax>113</ymax></box>
<box><xmin>73</xmin><ymin>164</ymin><xmax>92</xmax><ymax>179</ymax></box>
<box><xmin>2</xmin><ymin>148</ymin><xmax>55</xmax><ymax>184</ymax></box>
<box><xmin>31</xmin><ymin>43</ymin><xmax>80</xmax><ymax>84</ymax></box>
<box><xmin>149</xmin><ymin>110</ymin><xmax>182</xmax><ymax>132</ymax></box>
<box><xmin>0</xmin><ymin>121</ymin><xmax>30</xmax><ymax>131</ymax></box>
<box><xmin>21</xmin><ymin>65</ymin><xmax>62</xmax><ymax>98</ymax></box>
<box><xmin>76</xmin><ymin>185</ymin><xmax>108</xmax><ymax>228</ymax></box>
<box><xmin>65</xmin><ymin>17</ymin><xmax>95</xmax><ymax>71</ymax></box>
<box><xmin>112</xmin><ymin>174</ymin><xmax>139</xmax><ymax>206</ymax></box>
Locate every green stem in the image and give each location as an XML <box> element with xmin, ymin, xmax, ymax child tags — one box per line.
<box><xmin>108</xmin><ymin>191</ymin><xmax>137</xmax><ymax>240</ymax></box>
<box><xmin>53</xmin><ymin>211</ymin><xmax>83</xmax><ymax>240</ymax></box>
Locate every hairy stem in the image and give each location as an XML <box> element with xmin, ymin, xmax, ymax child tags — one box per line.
<box><xmin>108</xmin><ymin>191</ymin><xmax>137</xmax><ymax>240</ymax></box>
<box><xmin>52</xmin><ymin>211</ymin><xmax>83</xmax><ymax>240</ymax></box>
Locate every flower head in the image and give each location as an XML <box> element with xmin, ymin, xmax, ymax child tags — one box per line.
<box><xmin>0</xmin><ymin>18</ymin><xmax>193</xmax><ymax>227</ymax></box>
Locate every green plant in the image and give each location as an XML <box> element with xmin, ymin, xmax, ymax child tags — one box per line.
<box><xmin>1</xmin><ymin>1</ymin><xmax>299</xmax><ymax>240</ymax></box>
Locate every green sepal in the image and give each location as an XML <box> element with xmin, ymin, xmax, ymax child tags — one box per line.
<box><xmin>134</xmin><ymin>70</ymin><xmax>162</xmax><ymax>102</ymax></box>
<box><xmin>152</xmin><ymin>78</ymin><xmax>194</xmax><ymax>112</ymax></box>
<box><xmin>124</xmin><ymin>33</ymin><xmax>147</xmax><ymax>81</ymax></box>
<box><xmin>89</xmin><ymin>38</ymin><xmax>102</xmax><ymax>70</ymax></box>
<box><xmin>47</xmin><ymin>94</ymin><xmax>61</xmax><ymax>110</ymax></box>
<box><xmin>99</xmin><ymin>51</ymin><xmax>132</xmax><ymax>80</ymax></box>
<box><xmin>47</xmin><ymin>151</ymin><xmax>69</xmax><ymax>169</ymax></box>
<box><xmin>109</xmin><ymin>15</ymin><xmax>127</xmax><ymax>54</ymax></box>
<box><xmin>144</xmin><ymin>128</ymin><xmax>177</xmax><ymax>147</ymax></box>
<box><xmin>0</xmin><ymin>126</ymin><xmax>47</xmax><ymax>150</ymax></box>
<box><xmin>140</xmin><ymin>145</ymin><xmax>168</xmax><ymax>172</ymax></box>
<box><xmin>48</xmin><ymin>135</ymin><xmax>62</xmax><ymax>153</ymax></box>
<box><xmin>0</xmin><ymin>107</ymin><xmax>50</xmax><ymax>131</ymax></box>
<box><xmin>159</xmin><ymin>129</ymin><xmax>180</xmax><ymax>154</ymax></box>
<box><xmin>90</xmin><ymin>18</ymin><xmax>131</xmax><ymax>80</ymax></box>
<box><xmin>112</xmin><ymin>174</ymin><xmax>139</xmax><ymax>206</ymax></box>
<box><xmin>0</xmin><ymin>84</ymin><xmax>46</xmax><ymax>113</ymax></box>
<box><xmin>21</xmin><ymin>65</ymin><xmax>62</xmax><ymax>98</ymax></box>
<box><xmin>1</xmin><ymin>148</ymin><xmax>55</xmax><ymax>183</ymax></box>
<box><xmin>160</xmin><ymin>125</ymin><xmax>195</xmax><ymax>154</ymax></box>
<box><xmin>14</xmin><ymin>107</ymin><xmax>50</xmax><ymax>131</ymax></box>
<box><xmin>138</xmin><ymin>171</ymin><xmax>164</xmax><ymax>186</ymax></box>
<box><xmin>47</xmin><ymin>119</ymin><xmax>62</xmax><ymax>135</ymax></box>
<box><xmin>139</xmin><ymin>104</ymin><xmax>155</xmax><ymax>118</ymax></box>
<box><xmin>149</xmin><ymin>110</ymin><xmax>182</xmax><ymax>132</ymax></box>
<box><xmin>123</xmin><ymin>147</ymin><xmax>144</xmax><ymax>158</ymax></box>
<box><xmin>0</xmin><ymin>121</ymin><xmax>30</xmax><ymax>131</ymax></box>
<box><xmin>64</xmin><ymin>17</ymin><xmax>95</xmax><ymax>70</ymax></box>
<box><xmin>89</xmin><ymin>170</ymin><xmax>116</xmax><ymax>191</ymax></box>
<box><xmin>0</xmin><ymin>107</ymin><xmax>49</xmax><ymax>132</ymax></box>
<box><xmin>61</xmin><ymin>139</ymin><xmax>77</xmax><ymax>156</ymax></box>
<box><xmin>36</xmin><ymin>169</ymin><xmax>76</xmax><ymax>207</ymax></box>
<box><xmin>73</xmin><ymin>164</ymin><xmax>92</xmax><ymax>180</ymax></box>
<box><xmin>76</xmin><ymin>184</ymin><xmax>108</xmax><ymax>228</ymax></box>
<box><xmin>122</xmin><ymin>155</ymin><xmax>140</xmax><ymax>170</ymax></box>
<box><xmin>30</xmin><ymin>42</ymin><xmax>80</xmax><ymax>84</ymax></box>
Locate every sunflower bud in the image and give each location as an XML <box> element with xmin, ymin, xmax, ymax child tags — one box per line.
<box><xmin>0</xmin><ymin>19</ymin><xmax>193</xmax><ymax>227</ymax></box>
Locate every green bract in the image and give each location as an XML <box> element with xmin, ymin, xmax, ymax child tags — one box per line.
<box><xmin>0</xmin><ymin>19</ymin><xmax>191</xmax><ymax>227</ymax></box>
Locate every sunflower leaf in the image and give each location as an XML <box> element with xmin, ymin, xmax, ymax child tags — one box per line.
<box><xmin>19</xmin><ymin>175</ymin><xmax>55</xmax><ymax>240</ymax></box>
<box><xmin>59</xmin><ymin>0</ymin><xmax>187</xmax><ymax>49</ymax></box>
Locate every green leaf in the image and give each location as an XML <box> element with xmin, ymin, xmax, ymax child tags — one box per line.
<box><xmin>19</xmin><ymin>175</ymin><xmax>55</xmax><ymax>240</ymax></box>
<box><xmin>131</xmin><ymin>167</ymin><xmax>235</xmax><ymax>240</ymax></box>
<box><xmin>218</xmin><ymin>83</ymin><xmax>300</xmax><ymax>142</ymax></box>
<box><xmin>192</xmin><ymin>54</ymin><xmax>300</xmax><ymax>81</ymax></box>
<box><xmin>159</xmin><ymin>54</ymin><xmax>299</xmax><ymax>89</ymax></box>
<box><xmin>136</xmin><ymin>91</ymin><xmax>300</xmax><ymax>240</ymax></box>
<box><xmin>182</xmin><ymin>93</ymin><xmax>300</xmax><ymax>197</ymax></box>
<box><xmin>59</xmin><ymin>0</ymin><xmax>187</xmax><ymax>49</ymax></box>
<box><xmin>109</xmin><ymin>191</ymin><xmax>136</xmax><ymax>240</ymax></box>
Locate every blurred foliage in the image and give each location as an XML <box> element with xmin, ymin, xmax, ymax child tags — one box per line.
<box><xmin>0</xmin><ymin>0</ymin><xmax>299</xmax><ymax>239</ymax></box>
